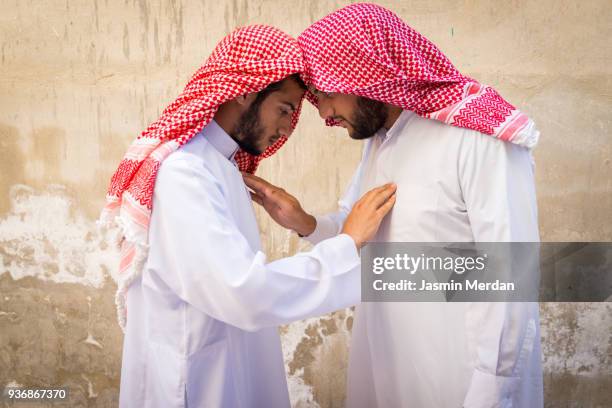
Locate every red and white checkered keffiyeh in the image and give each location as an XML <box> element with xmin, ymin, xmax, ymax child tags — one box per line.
<box><xmin>99</xmin><ymin>25</ymin><xmax>305</xmax><ymax>329</ymax></box>
<box><xmin>298</xmin><ymin>3</ymin><xmax>539</xmax><ymax>148</ymax></box>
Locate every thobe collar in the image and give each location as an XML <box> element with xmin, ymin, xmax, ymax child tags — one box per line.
<box><xmin>201</xmin><ymin>119</ymin><xmax>240</xmax><ymax>162</ymax></box>
<box><xmin>377</xmin><ymin>109</ymin><xmax>416</xmax><ymax>143</ymax></box>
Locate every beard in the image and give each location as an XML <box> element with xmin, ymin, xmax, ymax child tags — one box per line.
<box><xmin>231</xmin><ymin>99</ymin><xmax>267</xmax><ymax>156</ymax></box>
<box><xmin>348</xmin><ymin>97</ymin><xmax>388</xmax><ymax>140</ymax></box>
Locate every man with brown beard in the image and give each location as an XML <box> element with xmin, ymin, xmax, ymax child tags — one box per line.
<box><xmin>246</xmin><ymin>4</ymin><xmax>542</xmax><ymax>408</ymax></box>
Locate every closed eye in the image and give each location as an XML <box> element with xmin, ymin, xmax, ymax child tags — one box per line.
<box><xmin>279</xmin><ymin>101</ymin><xmax>295</xmax><ymax>116</ymax></box>
<box><xmin>310</xmin><ymin>88</ymin><xmax>332</xmax><ymax>98</ymax></box>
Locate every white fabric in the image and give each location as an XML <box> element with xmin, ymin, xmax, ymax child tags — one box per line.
<box><xmin>119</xmin><ymin>120</ymin><xmax>361</xmax><ymax>408</ymax></box>
<box><xmin>304</xmin><ymin>110</ymin><xmax>543</xmax><ymax>408</ymax></box>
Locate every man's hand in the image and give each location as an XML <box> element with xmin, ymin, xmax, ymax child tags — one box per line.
<box><xmin>341</xmin><ymin>183</ymin><xmax>397</xmax><ymax>249</ymax></box>
<box><xmin>242</xmin><ymin>172</ymin><xmax>317</xmax><ymax>236</ymax></box>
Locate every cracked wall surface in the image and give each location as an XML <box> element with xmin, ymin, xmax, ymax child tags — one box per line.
<box><xmin>1</xmin><ymin>1</ymin><xmax>611</xmax><ymax>407</ymax></box>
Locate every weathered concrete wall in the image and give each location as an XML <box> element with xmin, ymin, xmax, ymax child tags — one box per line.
<box><xmin>0</xmin><ymin>1</ymin><xmax>610</xmax><ymax>407</ymax></box>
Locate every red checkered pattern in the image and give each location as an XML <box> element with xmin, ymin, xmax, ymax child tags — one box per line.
<box><xmin>100</xmin><ymin>25</ymin><xmax>305</xmax><ymax>329</ymax></box>
<box><xmin>298</xmin><ymin>3</ymin><xmax>539</xmax><ymax>147</ymax></box>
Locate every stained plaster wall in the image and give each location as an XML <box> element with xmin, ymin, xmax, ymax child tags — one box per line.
<box><xmin>0</xmin><ymin>1</ymin><xmax>610</xmax><ymax>407</ymax></box>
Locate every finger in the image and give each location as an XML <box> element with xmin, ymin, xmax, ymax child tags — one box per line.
<box><xmin>242</xmin><ymin>172</ymin><xmax>267</xmax><ymax>186</ymax></box>
<box><xmin>361</xmin><ymin>183</ymin><xmax>396</xmax><ymax>204</ymax></box>
<box><xmin>370</xmin><ymin>184</ymin><xmax>397</xmax><ymax>209</ymax></box>
<box><xmin>375</xmin><ymin>192</ymin><xmax>396</xmax><ymax>216</ymax></box>
<box><xmin>243</xmin><ymin>173</ymin><xmax>272</xmax><ymax>194</ymax></box>
<box><xmin>250</xmin><ymin>192</ymin><xmax>264</xmax><ymax>206</ymax></box>
<box><xmin>371</xmin><ymin>182</ymin><xmax>396</xmax><ymax>194</ymax></box>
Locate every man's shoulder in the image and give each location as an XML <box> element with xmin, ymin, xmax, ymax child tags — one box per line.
<box><xmin>157</xmin><ymin>138</ymin><xmax>225</xmax><ymax>187</ymax></box>
<box><xmin>162</xmin><ymin>135</ymin><xmax>227</xmax><ymax>171</ymax></box>
<box><xmin>424</xmin><ymin>119</ymin><xmax>529</xmax><ymax>153</ymax></box>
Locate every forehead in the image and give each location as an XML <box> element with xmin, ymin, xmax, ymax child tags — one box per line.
<box><xmin>280</xmin><ymin>79</ymin><xmax>306</xmax><ymax>93</ymax></box>
<box><xmin>310</xmin><ymin>87</ymin><xmax>358</xmax><ymax>104</ymax></box>
<box><xmin>270</xmin><ymin>78</ymin><xmax>305</xmax><ymax>100</ymax></box>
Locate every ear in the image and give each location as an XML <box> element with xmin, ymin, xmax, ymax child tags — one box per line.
<box><xmin>235</xmin><ymin>92</ymin><xmax>257</xmax><ymax>106</ymax></box>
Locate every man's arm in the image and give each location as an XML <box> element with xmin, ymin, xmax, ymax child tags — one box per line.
<box><xmin>147</xmin><ymin>157</ymin><xmax>394</xmax><ymax>332</ymax></box>
<box><xmin>458</xmin><ymin>130</ymin><xmax>541</xmax><ymax>408</ymax></box>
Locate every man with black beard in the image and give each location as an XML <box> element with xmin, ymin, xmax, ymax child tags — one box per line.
<box><xmin>109</xmin><ymin>25</ymin><xmax>397</xmax><ymax>408</ymax></box>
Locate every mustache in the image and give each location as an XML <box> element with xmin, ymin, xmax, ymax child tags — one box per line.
<box><xmin>331</xmin><ymin>116</ymin><xmax>353</xmax><ymax>127</ymax></box>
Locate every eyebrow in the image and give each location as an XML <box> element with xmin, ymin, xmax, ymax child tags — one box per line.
<box><xmin>280</xmin><ymin>101</ymin><xmax>296</xmax><ymax>111</ymax></box>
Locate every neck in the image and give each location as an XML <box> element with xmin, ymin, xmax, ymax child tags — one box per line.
<box><xmin>383</xmin><ymin>105</ymin><xmax>403</xmax><ymax>130</ymax></box>
<box><xmin>213</xmin><ymin>104</ymin><xmax>238</xmax><ymax>136</ymax></box>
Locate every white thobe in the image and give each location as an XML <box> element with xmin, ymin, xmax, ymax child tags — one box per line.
<box><xmin>305</xmin><ymin>110</ymin><xmax>543</xmax><ymax>408</ymax></box>
<box><xmin>119</xmin><ymin>120</ymin><xmax>361</xmax><ymax>408</ymax></box>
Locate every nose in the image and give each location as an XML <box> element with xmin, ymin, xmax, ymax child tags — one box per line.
<box><xmin>278</xmin><ymin>116</ymin><xmax>293</xmax><ymax>138</ymax></box>
<box><xmin>317</xmin><ymin>97</ymin><xmax>334</xmax><ymax>121</ymax></box>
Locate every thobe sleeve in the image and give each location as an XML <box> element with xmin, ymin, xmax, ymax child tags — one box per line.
<box><xmin>302</xmin><ymin>143</ymin><xmax>368</xmax><ymax>245</ymax></box>
<box><xmin>149</xmin><ymin>158</ymin><xmax>361</xmax><ymax>332</ymax></box>
<box><xmin>458</xmin><ymin>131</ymin><xmax>541</xmax><ymax>408</ymax></box>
